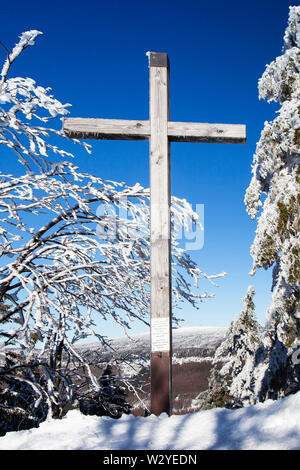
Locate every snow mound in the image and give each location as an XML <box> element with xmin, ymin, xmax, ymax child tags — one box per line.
<box><xmin>1</xmin><ymin>391</ymin><xmax>299</xmax><ymax>450</ymax></box>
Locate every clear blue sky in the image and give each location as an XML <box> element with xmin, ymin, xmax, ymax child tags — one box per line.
<box><xmin>0</xmin><ymin>0</ymin><xmax>297</xmax><ymax>337</ymax></box>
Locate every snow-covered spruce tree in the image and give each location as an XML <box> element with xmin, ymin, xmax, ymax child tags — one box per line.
<box><xmin>0</xmin><ymin>31</ymin><xmax>225</xmax><ymax>430</ymax></box>
<box><xmin>79</xmin><ymin>364</ymin><xmax>132</xmax><ymax>419</ymax></box>
<box><xmin>196</xmin><ymin>286</ymin><xmax>261</xmax><ymax>409</ymax></box>
<box><xmin>244</xmin><ymin>6</ymin><xmax>300</xmax><ymax>402</ymax></box>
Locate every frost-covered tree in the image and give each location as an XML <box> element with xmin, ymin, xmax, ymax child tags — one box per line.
<box><xmin>196</xmin><ymin>286</ymin><xmax>261</xmax><ymax>409</ymax></box>
<box><xmin>79</xmin><ymin>364</ymin><xmax>132</xmax><ymax>419</ymax></box>
<box><xmin>244</xmin><ymin>6</ymin><xmax>300</xmax><ymax>402</ymax></box>
<box><xmin>225</xmin><ymin>286</ymin><xmax>262</xmax><ymax>405</ymax></box>
<box><xmin>0</xmin><ymin>31</ymin><xmax>224</xmax><ymax>429</ymax></box>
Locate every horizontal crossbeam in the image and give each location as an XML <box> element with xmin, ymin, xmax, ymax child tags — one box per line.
<box><xmin>63</xmin><ymin>118</ymin><xmax>246</xmax><ymax>144</ymax></box>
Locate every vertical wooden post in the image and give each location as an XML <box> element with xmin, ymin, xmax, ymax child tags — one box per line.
<box><xmin>149</xmin><ymin>52</ymin><xmax>172</xmax><ymax>416</ymax></box>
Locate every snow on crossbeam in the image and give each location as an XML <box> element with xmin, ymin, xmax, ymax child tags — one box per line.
<box><xmin>63</xmin><ymin>117</ymin><xmax>246</xmax><ymax>144</ymax></box>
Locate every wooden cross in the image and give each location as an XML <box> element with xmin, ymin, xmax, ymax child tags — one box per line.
<box><xmin>63</xmin><ymin>52</ymin><xmax>246</xmax><ymax>416</ymax></box>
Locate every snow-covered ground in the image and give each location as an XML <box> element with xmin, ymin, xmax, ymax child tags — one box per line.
<box><xmin>1</xmin><ymin>391</ymin><xmax>299</xmax><ymax>450</ymax></box>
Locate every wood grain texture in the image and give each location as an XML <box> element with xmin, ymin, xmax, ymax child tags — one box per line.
<box><xmin>63</xmin><ymin>118</ymin><xmax>246</xmax><ymax>144</ymax></box>
<box><xmin>63</xmin><ymin>118</ymin><xmax>150</xmax><ymax>140</ymax></box>
<box><xmin>149</xmin><ymin>56</ymin><xmax>172</xmax><ymax>416</ymax></box>
<box><xmin>168</xmin><ymin>121</ymin><xmax>246</xmax><ymax>144</ymax></box>
<box><xmin>149</xmin><ymin>63</ymin><xmax>171</xmax><ymax>322</ymax></box>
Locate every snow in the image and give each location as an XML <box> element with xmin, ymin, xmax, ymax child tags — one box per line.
<box><xmin>77</xmin><ymin>326</ymin><xmax>227</xmax><ymax>353</ymax></box>
<box><xmin>0</xmin><ymin>391</ymin><xmax>299</xmax><ymax>450</ymax></box>
<box><xmin>0</xmin><ymin>31</ymin><xmax>43</xmax><ymax>82</ymax></box>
